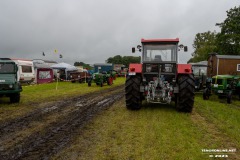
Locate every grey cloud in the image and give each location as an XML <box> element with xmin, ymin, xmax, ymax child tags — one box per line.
<box><xmin>0</xmin><ymin>0</ymin><xmax>239</xmax><ymax>64</ymax></box>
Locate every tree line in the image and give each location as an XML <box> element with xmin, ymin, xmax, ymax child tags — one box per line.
<box><xmin>188</xmin><ymin>6</ymin><xmax>240</xmax><ymax>63</ymax></box>
<box><xmin>74</xmin><ymin>55</ymin><xmax>140</xmax><ymax>69</ymax></box>
<box><xmin>106</xmin><ymin>55</ymin><xmax>141</xmax><ymax>67</ymax></box>
<box><xmin>74</xmin><ymin>62</ymin><xmax>93</xmax><ymax>70</ymax></box>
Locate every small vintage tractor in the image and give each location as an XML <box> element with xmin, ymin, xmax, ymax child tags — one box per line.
<box><xmin>0</xmin><ymin>58</ymin><xmax>22</xmax><ymax>103</ymax></box>
<box><xmin>207</xmin><ymin>75</ymin><xmax>240</xmax><ymax>103</ymax></box>
<box><xmin>88</xmin><ymin>71</ymin><xmax>114</xmax><ymax>87</ymax></box>
<box><xmin>125</xmin><ymin>38</ymin><xmax>195</xmax><ymax>112</ymax></box>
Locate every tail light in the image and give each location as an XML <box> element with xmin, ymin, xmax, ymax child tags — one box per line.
<box><xmin>130</xmin><ymin>68</ymin><xmax>135</xmax><ymax>72</ymax></box>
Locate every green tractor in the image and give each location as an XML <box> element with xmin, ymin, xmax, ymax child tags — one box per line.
<box><xmin>88</xmin><ymin>71</ymin><xmax>114</xmax><ymax>87</ymax></box>
<box><xmin>0</xmin><ymin>58</ymin><xmax>22</xmax><ymax>103</ymax></box>
<box><xmin>204</xmin><ymin>75</ymin><xmax>240</xmax><ymax>103</ymax></box>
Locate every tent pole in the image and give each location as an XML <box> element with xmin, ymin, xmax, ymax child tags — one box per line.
<box><xmin>56</xmin><ymin>71</ymin><xmax>59</xmax><ymax>90</ymax></box>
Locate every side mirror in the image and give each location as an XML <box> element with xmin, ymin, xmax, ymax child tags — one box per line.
<box><xmin>184</xmin><ymin>46</ymin><xmax>188</xmax><ymax>52</ymax></box>
<box><xmin>132</xmin><ymin>47</ymin><xmax>135</xmax><ymax>53</ymax></box>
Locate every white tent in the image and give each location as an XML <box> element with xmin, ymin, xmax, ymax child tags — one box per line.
<box><xmin>51</xmin><ymin>62</ymin><xmax>78</xmax><ymax>80</ymax></box>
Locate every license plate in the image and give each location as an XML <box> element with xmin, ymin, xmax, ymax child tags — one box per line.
<box><xmin>128</xmin><ymin>72</ymin><xmax>136</xmax><ymax>75</ymax></box>
<box><xmin>218</xmin><ymin>90</ymin><xmax>223</xmax><ymax>93</ymax></box>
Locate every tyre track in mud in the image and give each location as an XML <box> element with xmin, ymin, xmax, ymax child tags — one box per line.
<box><xmin>0</xmin><ymin>85</ymin><xmax>124</xmax><ymax>160</ymax></box>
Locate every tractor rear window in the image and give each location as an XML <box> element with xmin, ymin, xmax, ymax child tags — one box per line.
<box><xmin>143</xmin><ymin>44</ymin><xmax>177</xmax><ymax>62</ymax></box>
<box><xmin>0</xmin><ymin>63</ymin><xmax>15</xmax><ymax>73</ymax></box>
<box><xmin>21</xmin><ymin>65</ymin><xmax>32</xmax><ymax>73</ymax></box>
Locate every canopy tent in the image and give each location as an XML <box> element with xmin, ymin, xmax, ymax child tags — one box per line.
<box><xmin>51</xmin><ymin>62</ymin><xmax>78</xmax><ymax>80</ymax></box>
<box><xmin>33</xmin><ymin>60</ymin><xmax>54</xmax><ymax>84</ymax></box>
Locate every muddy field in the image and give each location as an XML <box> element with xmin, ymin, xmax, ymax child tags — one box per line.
<box><xmin>0</xmin><ymin>85</ymin><xmax>124</xmax><ymax>160</ymax></box>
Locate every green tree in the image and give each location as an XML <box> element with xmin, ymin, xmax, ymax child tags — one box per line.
<box><xmin>188</xmin><ymin>31</ymin><xmax>217</xmax><ymax>63</ymax></box>
<box><xmin>106</xmin><ymin>55</ymin><xmax>141</xmax><ymax>67</ymax></box>
<box><xmin>216</xmin><ymin>6</ymin><xmax>240</xmax><ymax>55</ymax></box>
<box><xmin>74</xmin><ymin>62</ymin><xmax>93</xmax><ymax>70</ymax></box>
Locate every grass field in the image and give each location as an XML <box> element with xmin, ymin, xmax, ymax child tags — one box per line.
<box><xmin>54</xmin><ymin>94</ymin><xmax>240</xmax><ymax>160</ymax></box>
<box><xmin>1</xmin><ymin>77</ymin><xmax>239</xmax><ymax>159</ymax></box>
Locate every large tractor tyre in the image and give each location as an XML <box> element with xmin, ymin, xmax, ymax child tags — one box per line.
<box><xmin>10</xmin><ymin>93</ymin><xmax>20</xmax><ymax>103</ymax></box>
<box><xmin>125</xmin><ymin>75</ymin><xmax>142</xmax><ymax>110</ymax></box>
<box><xmin>176</xmin><ymin>74</ymin><xmax>195</xmax><ymax>112</ymax></box>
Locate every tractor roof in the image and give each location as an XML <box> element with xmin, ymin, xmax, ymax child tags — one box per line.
<box><xmin>141</xmin><ymin>38</ymin><xmax>179</xmax><ymax>43</ymax></box>
<box><xmin>212</xmin><ymin>75</ymin><xmax>235</xmax><ymax>79</ymax></box>
<box><xmin>0</xmin><ymin>58</ymin><xmax>15</xmax><ymax>64</ymax></box>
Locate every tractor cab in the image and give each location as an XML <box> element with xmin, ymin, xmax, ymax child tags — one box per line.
<box><xmin>191</xmin><ymin>62</ymin><xmax>208</xmax><ymax>91</ymax></box>
<box><xmin>140</xmin><ymin>39</ymin><xmax>179</xmax><ymax>82</ymax></box>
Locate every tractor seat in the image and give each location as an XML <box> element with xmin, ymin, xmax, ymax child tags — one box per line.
<box><xmin>154</xmin><ymin>55</ymin><xmax>162</xmax><ymax>61</ymax></box>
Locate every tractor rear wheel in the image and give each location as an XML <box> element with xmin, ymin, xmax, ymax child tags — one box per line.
<box><xmin>88</xmin><ymin>80</ymin><xmax>91</xmax><ymax>87</ymax></box>
<box><xmin>125</xmin><ymin>75</ymin><xmax>142</xmax><ymax>110</ymax></box>
<box><xmin>227</xmin><ymin>91</ymin><xmax>232</xmax><ymax>104</ymax></box>
<box><xmin>107</xmin><ymin>77</ymin><xmax>113</xmax><ymax>85</ymax></box>
<box><xmin>203</xmin><ymin>88</ymin><xmax>210</xmax><ymax>100</ymax></box>
<box><xmin>176</xmin><ymin>74</ymin><xmax>195</xmax><ymax>112</ymax></box>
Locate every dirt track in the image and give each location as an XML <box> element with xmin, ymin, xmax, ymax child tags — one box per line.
<box><xmin>0</xmin><ymin>85</ymin><xmax>124</xmax><ymax>160</ymax></box>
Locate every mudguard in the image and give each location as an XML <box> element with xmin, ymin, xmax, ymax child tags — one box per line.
<box><xmin>128</xmin><ymin>64</ymin><xmax>142</xmax><ymax>76</ymax></box>
<box><xmin>177</xmin><ymin>64</ymin><xmax>192</xmax><ymax>74</ymax></box>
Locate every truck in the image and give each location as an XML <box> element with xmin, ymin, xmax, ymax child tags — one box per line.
<box><xmin>69</xmin><ymin>70</ymin><xmax>91</xmax><ymax>83</ymax></box>
<box><xmin>0</xmin><ymin>58</ymin><xmax>22</xmax><ymax>103</ymax></box>
<box><xmin>93</xmin><ymin>63</ymin><xmax>113</xmax><ymax>73</ymax></box>
<box><xmin>125</xmin><ymin>38</ymin><xmax>195</xmax><ymax>112</ymax></box>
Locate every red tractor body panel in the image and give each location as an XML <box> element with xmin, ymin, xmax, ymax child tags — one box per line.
<box><xmin>129</xmin><ymin>63</ymin><xmax>142</xmax><ymax>74</ymax></box>
<box><xmin>177</xmin><ymin>64</ymin><xmax>192</xmax><ymax>74</ymax></box>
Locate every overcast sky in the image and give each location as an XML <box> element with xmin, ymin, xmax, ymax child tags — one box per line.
<box><xmin>0</xmin><ymin>0</ymin><xmax>239</xmax><ymax>65</ymax></box>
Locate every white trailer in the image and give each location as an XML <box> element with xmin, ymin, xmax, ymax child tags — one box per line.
<box><xmin>11</xmin><ymin>59</ymin><xmax>35</xmax><ymax>84</ymax></box>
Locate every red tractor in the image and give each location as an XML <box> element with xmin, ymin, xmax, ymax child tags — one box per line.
<box><xmin>125</xmin><ymin>38</ymin><xmax>195</xmax><ymax>112</ymax></box>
